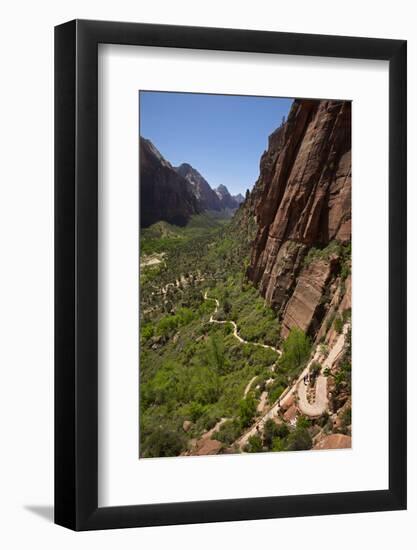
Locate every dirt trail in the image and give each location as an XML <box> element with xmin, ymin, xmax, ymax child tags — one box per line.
<box><xmin>243</xmin><ymin>376</ymin><xmax>257</xmax><ymax>397</ymax></box>
<box><xmin>297</xmin><ymin>323</ymin><xmax>349</xmax><ymax>417</ymax></box>
<box><xmin>236</xmin><ymin>375</ymin><xmax>299</xmax><ymax>449</ymax></box>
<box><xmin>237</xmin><ymin>323</ymin><xmax>350</xmax><ymax>449</ymax></box>
<box><xmin>257</xmin><ymin>391</ymin><xmax>268</xmax><ymax>413</ymax></box>
<box><xmin>204</xmin><ymin>291</ymin><xmax>282</xmax><ymax>357</ymax></box>
<box><xmin>202</xmin><ymin>417</ymin><xmax>228</xmax><ymax>440</ymax></box>
<box><xmin>201</xmin><ymin>291</ymin><xmax>349</xmax><ymax>451</ymax></box>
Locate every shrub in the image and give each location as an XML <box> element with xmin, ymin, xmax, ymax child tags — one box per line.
<box><xmin>262</xmin><ymin>419</ymin><xmax>279</xmax><ymax>448</ymax></box>
<box><xmin>342</xmin><ymin>308</ymin><xmax>351</xmax><ymax>322</ymax></box>
<box><xmin>319</xmin><ymin>343</ymin><xmax>329</xmax><ymax>356</ymax></box>
<box><xmin>208</xmin><ymin>334</ymin><xmax>229</xmax><ymax>374</ymax></box>
<box><xmin>341</xmin><ymin>407</ymin><xmax>351</xmax><ymax>428</ymax></box>
<box><xmin>309</xmin><ymin>362</ymin><xmax>321</xmax><ymax>378</ymax></box>
<box><xmin>286</xmin><ymin>427</ymin><xmax>312</xmax><ymax>451</ymax></box>
<box><xmin>333</xmin><ymin>315</ymin><xmax>343</xmax><ymax>334</ymax></box>
<box><xmin>271</xmin><ymin>437</ymin><xmax>286</xmax><ymax>452</ymax></box>
<box><xmin>340</xmin><ymin>262</ymin><xmax>350</xmax><ymax>280</ymax></box>
<box><xmin>245</xmin><ymin>434</ymin><xmax>263</xmax><ymax>453</ymax></box>
<box><xmin>296</xmin><ymin>415</ymin><xmax>311</xmax><ymax>430</ymax></box>
<box><xmin>142</xmin><ymin>427</ymin><xmax>186</xmax><ymax>458</ymax></box>
<box><xmin>303</xmin><ymin>241</ymin><xmax>342</xmax><ymax>267</ymax></box>
<box><xmin>212</xmin><ymin>419</ymin><xmax>242</xmax><ymax>445</ymax></box>
<box><xmin>317</xmin><ymin>411</ymin><xmax>330</xmax><ymax>428</ymax></box>
<box><xmin>268</xmin><ymin>382</ymin><xmax>285</xmax><ymax>404</ymax></box>
<box><xmin>239</xmin><ymin>395</ymin><xmax>257</xmax><ymax>428</ymax></box>
<box><xmin>141</xmin><ymin>323</ymin><xmax>154</xmax><ymax>343</ymax></box>
<box><xmin>280</xmin><ymin>328</ymin><xmax>311</xmax><ymax>376</ymax></box>
<box><xmin>326</xmin><ymin>312</ymin><xmax>336</xmax><ymax>331</ymax></box>
<box><xmin>276</xmin><ymin>423</ymin><xmax>290</xmax><ymax>439</ymax></box>
<box><xmin>156</xmin><ymin>315</ymin><xmax>178</xmax><ymax>337</ymax></box>
<box><xmin>185</xmin><ymin>401</ymin><xmax>206</xmax><ymax>422</ymax></box>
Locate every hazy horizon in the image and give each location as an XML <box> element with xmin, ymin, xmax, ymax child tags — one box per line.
<box><xmin>139</xmin><ymin>91</ymin><xmax>293</xmax><ymax>196</ymax></box>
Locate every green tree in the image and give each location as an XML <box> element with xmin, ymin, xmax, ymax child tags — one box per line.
<box><xmin>286</xmin><ymin>425</ymin><xmax>312</xmax><ymax>451</ymax></box>
<box><xmin>213</xmin><ymin>419</ymin><xmax>242</xmax><ymax>445</ymax></box>
<box><xmin>208</xmin><ymin>335</ymin><xmax>227</xmax><ymax>374</ymax></box>
<box><xmin>280</xmin><ymin>328</ymin><xmax>311</xmax><ymax>375</ymax></box>
<box><xmin>245</xmin><ymin>434</ymin><xmax>263</xmax><ymax>453</ymax></box>
<box><xmin>333</xmin><ymin>315</ymin><xmax>343</xmax><ymax>334</ymax></box>
<box><xmin>272</xmin><ymin>437</ymin><xmax>286</xmax><ymax>452</ymax></box>
<box><xmin>309</xmin><ymin>362</ymin><xmax>321</xmax><ymax>378</ymax></box>
<box><xmin>223</xmin><ymin>299</ymin><xmax>232</xmax><ymax>315</ymax></box>
<box><xmin>286</xmin><ymin>430</ymin><xmax>312</xmax><ymax>451</ymax></box>
<box><xmin>263</xmin><ymin>419</ymin><xmax>280</xmax><ymax>448</ymax></box>
<box><xmin>275</xmin><ymin>423</ymin><xmax>290</xmax><ymax>439</ymax></box>
<box><xmin>239</xmin><ymin>395</ymin><xmax>257</xmax><ymax>428</ymax></box>
<box><xmin>141</xmin><ymin>323</ymin><xmax>154</xmax><ymax>343</ymax></box>
<box><xmin>143</xmin><ymin>427</ymin><xmax>185</xmax><ymax>458</ymax></box>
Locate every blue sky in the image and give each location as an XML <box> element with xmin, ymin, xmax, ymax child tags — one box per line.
<box><xmin>139</xmin><ymin>91</ymin><xmax>293</xmax><ymax>196</ymax></box>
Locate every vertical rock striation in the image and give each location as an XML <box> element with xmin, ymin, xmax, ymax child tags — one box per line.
<box><xmin>246</xmin><ymin>99</ymin><xmax>351</xmax><ymax>339</ymax></box>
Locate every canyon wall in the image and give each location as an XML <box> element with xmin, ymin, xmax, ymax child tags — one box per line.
<box><xmin>246</xmin><ymin>99</ymin><xmax>351</xmax><ymax>340</ymax></box>
<box><xmin>140</xmin><ymin>138</ymin><xmax>201</xmax><ymax>227</ymax></box>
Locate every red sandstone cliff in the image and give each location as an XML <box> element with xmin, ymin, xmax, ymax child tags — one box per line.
<box><xmin>246</xmin><ymin>99</ymin><xmax>351</xmax><ymax>340</ymax></box>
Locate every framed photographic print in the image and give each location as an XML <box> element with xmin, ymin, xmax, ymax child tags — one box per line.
<box><xmin>55</xmin><ymin>20</ymin><xmax>407</xmax><ymax>530</ymax></box>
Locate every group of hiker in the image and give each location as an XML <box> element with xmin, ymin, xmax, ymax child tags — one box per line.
<box><xmin>303</xmin><ymin>371</ymin><xmax>317</xmax><ymax>385</ymax></box>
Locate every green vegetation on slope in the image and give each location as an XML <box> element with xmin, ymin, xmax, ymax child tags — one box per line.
<box><xmin>139</xmin><ymin>211</ymin><xmax>346</xmax><ymax>458</ymax></box>
<box><xmin>140</xmin><ymin>211</ymin><xmax>287</xmax><ymax>457</ymax></box>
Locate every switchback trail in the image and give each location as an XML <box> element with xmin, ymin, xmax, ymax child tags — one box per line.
<box><xmin>237</xmin><ymin>323</ymin><xmax>350</xmax><ymax>448</ymax></box>
<box><xmin>297</xmin><ymin>323</ymin><xmax>349</xmax><ymax>417</ymax></box>
<box><xmin>201</xmin><ymin>290</ymin><xmax>347</xmax><ymax>451</ymax></box>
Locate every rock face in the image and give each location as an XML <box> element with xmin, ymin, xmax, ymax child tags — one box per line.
<box><xmin>140</xmin><ymin>138</ymin><xmax>201</xmax><ymax>227</ymax></box>
<box><xmin>246</xmin><ymin>99</ymin><xmax>351</xmax><ymax>340</ymax></box>
<box><xmin>215</xmin><ymin>184</ymin><xmax>240</xmax><ymax>210</ymax></box>
<box><xmin>281</xmin><ymin>256</ymin><xmax>337</xmax><ymax>338</ymax></box>
<box><xmin>175</xmin><ymin>163</ymin><xmax>223</xmax><ymax>211</ymax></box>
<box><xmin>314</xmin><ymin>433</ymin><xmax>351</xmax><ymax>450</ymax></box>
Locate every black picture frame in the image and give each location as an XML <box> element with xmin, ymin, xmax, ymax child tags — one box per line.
<box><xmin>55</xmin><ymin>19</ymin><xmax>407</xmax><ymax>531</ymax></box>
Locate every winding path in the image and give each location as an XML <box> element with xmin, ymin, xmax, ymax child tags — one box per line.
<box><xmin>297</xmin><ymin>324</ymin><xmax>349</xmax><ymax>417</ymax></box>
<box><xmin>243</xmin><ymin>376</ymin><xmax>257</xmax><ymax>397</ymax></box>
<box><xmin>198</xmin><ymin>290</ymin><xmax>349</xmax><ymax>451</ymax></box>
<box><xmin>237</xmin><ymin>322</ymin><xmax>350</xmax><ymax>448</ymax></box>
<box><xmin>204</xmin><ymin>291</ymin><xmax>282</xmax><ymax>357</ymax></box>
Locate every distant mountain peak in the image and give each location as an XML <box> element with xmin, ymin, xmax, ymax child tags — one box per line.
<box><xmin>233</xmin><ymin>193</ymin><xmax>245</xmax><ymax>205</ymax></box>
<box><xmin>216</xmin><ymin>184</ymin><xmax>230</xmax><ymax>195</ymax></box>
<box><xmin>175</xmin><ymin>163</ymin><xmax>222</xmax><ymax>211</ymax></box>
<box><xmin>177</xmin><ymin>162</ymin><xmax>193</xmax><ymax>171</ymax></box>
<box><xmin>215</xmin><ymin>185</ymin><xmax>239</xmax><ymax>209</ymax></box>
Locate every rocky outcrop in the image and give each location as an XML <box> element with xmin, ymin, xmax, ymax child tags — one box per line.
<box><xmin>247</xmin><ymin>99</ymin><xmax>351</xmax><ymax>340</ymax></box>
<box><xmin>175</xmin><ymin>163</ymin><xmax>223</xmax><ymax>211</ymax></box>
<box><xmin>192</xmin><ymin>438</ymin><xmax>222</xmax><ymax>456</ymax></box>
<box><xmin>140</xmin><ymin>138</ymin><xmax>201</xmax><ymax>227</ymax></box>
<box><xmin>313</xmin><ymin>433</ymin><xmax>351</xmax><ymax>450</ymax></box>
